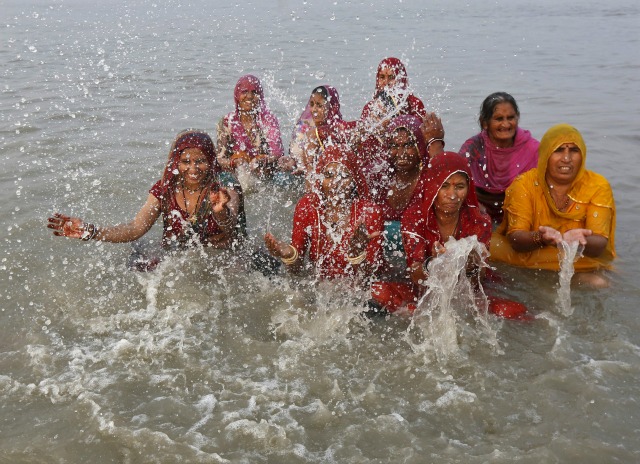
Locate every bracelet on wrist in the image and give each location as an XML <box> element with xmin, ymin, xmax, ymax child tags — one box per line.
<box><xmin>422</xmin><ymin>256</ymin><xmax>433</xmax><ymax>274</ymax></box>
<box><xmin>215</xmin><ymin>207</ymin><xmax>234</xmax><ymax>228</ymax></box>
<box><xmin>426</xmin><ymin>137</ymin><xmax>445</xmax><ymax>152</ymax></box>
<box><xmin>281</xmin><ymin>245</ymin><xmax>299</xmax><ymax>265</ymax></box>
<box><xmin>347</xmin><ymin>251</ymin><xmax>367</xmax><ymax>265</ymax></box>
<box><xmin>81</xmin><ymin>222</ymin><xmax>98</xmax><ymax>241</ymax></box>
<box><xmin>531</xmin><ymin>230</ymin><xmax>544</xmax><ymax>248</ymax></box>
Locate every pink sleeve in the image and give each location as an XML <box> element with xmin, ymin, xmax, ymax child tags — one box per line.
<box><xmin>262</xmin><ymin>111</ymin><xmax>285</xmax><ymax>158</ymax></box>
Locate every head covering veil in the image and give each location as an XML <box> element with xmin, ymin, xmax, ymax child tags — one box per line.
<box><xmin>387</xmin><ymin>114</ymin><xmax>429</xmax><ymax>163</ymax></box>
<box><xmin>159</xmin><ymin>130</ymin><xmax>219</xmax><ymax>194</ymax></box>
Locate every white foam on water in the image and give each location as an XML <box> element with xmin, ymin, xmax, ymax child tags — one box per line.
<box><xmin>405</xmin><ymin>236</ymin><xmax>501</xmax><ymax>367</ymax></box>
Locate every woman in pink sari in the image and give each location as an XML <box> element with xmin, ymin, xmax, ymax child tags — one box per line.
<box><xmin>216</xmin><ymin>75</ymin><xmax>294</xmax><ymax>178</ymax></box>
<box><xmin>458</xmin><ymin>92</ymin><xmax>539</xmax><ymax>224</ymax></box>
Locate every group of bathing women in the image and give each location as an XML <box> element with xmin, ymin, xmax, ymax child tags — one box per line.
<box><xmin>48</xmin><ymin>57</ymin><xmax>617</xmax><ymax>316</ymax></box>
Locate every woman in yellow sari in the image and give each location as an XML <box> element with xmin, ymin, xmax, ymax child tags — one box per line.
<box><xmin>490</xmin><ymin>123</ymin><xmax>615</xmax><ymax>287</ymax></box>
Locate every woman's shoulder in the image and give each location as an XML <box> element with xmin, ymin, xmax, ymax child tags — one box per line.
<box><xmin>217</xmin><ymin>113</ymin><xmax>234</xmax><ymax>131</ymax></box>
<box><xmin>459</xmin><ymin>132</ymin><xmax>484</xmax><ymax>156</ymax></box>
<box><xmin>149</xmin><ymin>179</ymin><xmax>168</xmax><ymax>199</ymax></box>
<box><xmin>407</xmin><ymin>94</ymin><xmax>426</xmax><ymax>117</ymax></box>
<box><xmin>574</xmin><ymin>170</ymin><xmax>615</xmax><ymax>204</ymax></box>
<box><xmin>509</xmin><ymin>168</ymin><xmax>539</xmax><ymax>188</ymax></box>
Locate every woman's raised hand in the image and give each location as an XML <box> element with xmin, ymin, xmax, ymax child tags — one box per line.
<box><xmin>421</xmin><ymin>112</ymin><xmax>445</xmax><ymax>141</ymax></box>
<box><xmin>431</xmin><ymin>240</ymin><xmax>447</xmax><ymax>256</ymax></box>
<box><xmin>348</xmin><ymin>223</ymin><xmax>381</xmax><ymax>257</ymax></box>
<box><xmin>264</xmin><ymin>232</ymin><xmax>289</xmax><ymax>259</ymax></box>
<box><xmin>209</xmin><ymin>188</ymin><xmax>231</xmax><ymax>214</ymax></box>
<box><xmin>47</xmin><ymin>213</ymin><xmax>84</xmax><ymax>239</ymax></box>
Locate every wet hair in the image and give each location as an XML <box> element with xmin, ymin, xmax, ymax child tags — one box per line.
<box><xmin>478</xmin><ymin>92</ymin><xmax>520</xmax><ymax>129</ymax></box>
<box><xmin>311</xmin><ymin>86</ymin><xmax>329</xmax><ymax>100</ymax></box>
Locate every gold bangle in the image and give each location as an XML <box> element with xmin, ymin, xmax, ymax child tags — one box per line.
<box><xmin>347</xmin><ymin>251</ymin><xmax>367</xmax><ymax>265</ymax></box>
<box><xmin>426</xmin><ymin>137</ymin><xmax>445</xmax><ymax>152</ymax></box>
<box><xmin>281</xmin><ymin>245</ymin><xmax>299</xmax><ymax>265</ymax></box>
<box><xmin>532</xmin><ymin>230</ymin><xmax>544</xmax><ymax>248</ymax></box>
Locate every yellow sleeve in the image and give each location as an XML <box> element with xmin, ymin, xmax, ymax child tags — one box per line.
<box><xmin>502</xmin><ymin>174</ymin><xmax>535</xmax><ymax>234</ymax></box>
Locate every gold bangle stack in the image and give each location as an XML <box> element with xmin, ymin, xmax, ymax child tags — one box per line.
<box><xmin>347</xmin><ymin>251</ymin><xmax>367</xmax><ymax>265</ymax></box>
<box><xmin>81</xmin><ymin>222</ymin><xmax>99</xmax><ymax>241</ymax></box>
<box><xmin>281</xmin><ymin>245</ymin><xmax>299</xmax><ymax>265</ymax></box>
<box><xmin>532</xmin><ymin>230</ymin><xmax>544</xmax><ymax>248</ymax></box>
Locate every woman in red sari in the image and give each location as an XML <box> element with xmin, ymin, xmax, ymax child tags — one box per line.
<box><xmin>400</xmin><ymin>152</ymin><xmax>528</xmax><ymax>319</ymax></box>
<box><xmin>48</xmin><ymin>130</ymin><xmax>246</xmax><ymax>269</ymax></box>
<box><xmin>264</xmin><ymin>146</ymin><xmax>383</xmax><ymax>284</ymax></box>
<box><xmin>368</xmin><ymin>114</ymin><xmax>444</xmax><ymax>312</ymax></box>
<box><xmin>357</xmin><ymin>57</ymin><xmax>428</xmax><ymax>189</ymax></box>
<box><xmin>361</xmin><ymin>57</ymin><xmax>427</xmax><ymax>124</ymax></box>
<box><xmin>402</xmin><ymin>152</ymin><xmax>491</xmax><ymax>285</ymax></box>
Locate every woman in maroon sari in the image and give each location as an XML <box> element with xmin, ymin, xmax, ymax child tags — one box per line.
<box><xmin>264</xmin><ymin>146</ymin><xmax>383</xmax><ymax>284</ymax></box>
<box><xmin>289</xmin><ymin>85</ymin><xmax>356</xmax><ymax>190</ymax></box>
<box><xmin>48</xmin><ymin>130</ymin><xmax>246</xmax><ymax>269</ymax></box>
<box><xmin>357</xmin><ymin>57</ymin><xmax>428</xmax><ymax>189</ymax></box>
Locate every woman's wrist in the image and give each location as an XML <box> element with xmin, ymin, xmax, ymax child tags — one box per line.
<box><xmin>81</xmin><ymin>222</ymin><xmax>99</xmax><ymax>241</ymax></box>
<box><xmin>347</xmin><ymin>250</ymin><xmax>367</xmax><ymax>265</ymax></box>
<box><xmin>531</xmin><ymin>230</ymin><xmax>545</xmax><ymax>248</ymax></box>
<box><xmin>426</xmin><ymin>138</ymin><xmax>445</xmax><ymax>156</ymax></box>
<box><xmin>281</xmin><ymin>245</ymin><xmax>299</xmax><ymax>265</ymax></box>
<box><xmin>214</xmin><ymin>206</ymin><xmax>234</xmax><ymax>229</ymax></box>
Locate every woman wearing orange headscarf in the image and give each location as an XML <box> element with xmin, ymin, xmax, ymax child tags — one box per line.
<box><xmin>490</xmin><ymin>124</ymin><xmax>616</xmax><ymax>287</ymax></box>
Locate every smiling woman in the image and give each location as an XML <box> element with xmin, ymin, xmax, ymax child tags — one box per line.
<box><xmin>459</xmin><ymin>92</ymin><xmax>540</xmax><ymax>224</ymax></box>
<box><xmin>288</xmin><ymin>85</ymin><xmax>356</xmax><ymax>190</ymax></box>
<box><xmin>47</xmin><ymin>130</ymin><xmax>247</xmax><ymax>269</ymax></box>
<box><xmin>216</xmin><ymin>75</ymin><xmax>293</xmax><ymax>178</ymax></box>
<box><xmin>490</xmin><ymin>123</ymin><xmax>616</xmax><ymax>287</ymax></box>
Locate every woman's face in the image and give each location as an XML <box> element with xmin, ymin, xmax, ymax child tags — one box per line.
<box><xmin>389</xmin><ymin>128</ymin><xmax>421</xmax><ymax>173</ymax></box>
<box><xmin>483</xmin><ymin>102</ymin><xmax>519</xmax><ymax>147</ymax></box>
<box><xmin>546</xmin><ymin>142</ymin><xmax>583</xmax><ymax>186</ymax></box>
<box><xmin>376</xmin><ymin>67</ymin><xmax>397</xmax><ymax>91</ymax></box>
<box><xmin>321</xmin><ymin>162</ymin><xmax>356</xmax><ymax>202</ymax></box>
<box><xmin>179</xmin><ymin>148</ymin><xmax>210</xmax><ymax>188</ymax></box>
<box><xmin>434</xmin><ymin>172</ymin><xmax>469</xmax><ymax>216</ymax></box>
<box><xmin>237</xmin><ymin>87</ymin><xmax>260</xmax><ymax>113</ymax></box>
<box><xmin>309</xmin><ymin>92</ymin><xmax>328</xmax><ymax>126</ymax></box>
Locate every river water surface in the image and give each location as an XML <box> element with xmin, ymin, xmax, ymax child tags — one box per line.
<box><xmin>1</xmin><ymin>0</ymin><xmax>639</xmax><ymax>462</ymax></box>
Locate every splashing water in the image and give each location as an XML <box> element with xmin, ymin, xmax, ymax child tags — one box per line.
<box><xmin>556</xmin><ymin>240</ymin><xmax>582</xmax><ymax>317</ymax></box>
<box><xmin>406</xmin><ymin>236</ymin><xmax>500</xmax><ymax>367</ymax></box>
<box><xmin>235</xmin><ymin>163</ymin><xmax>256</xmax><ymax>194</ymax></box>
